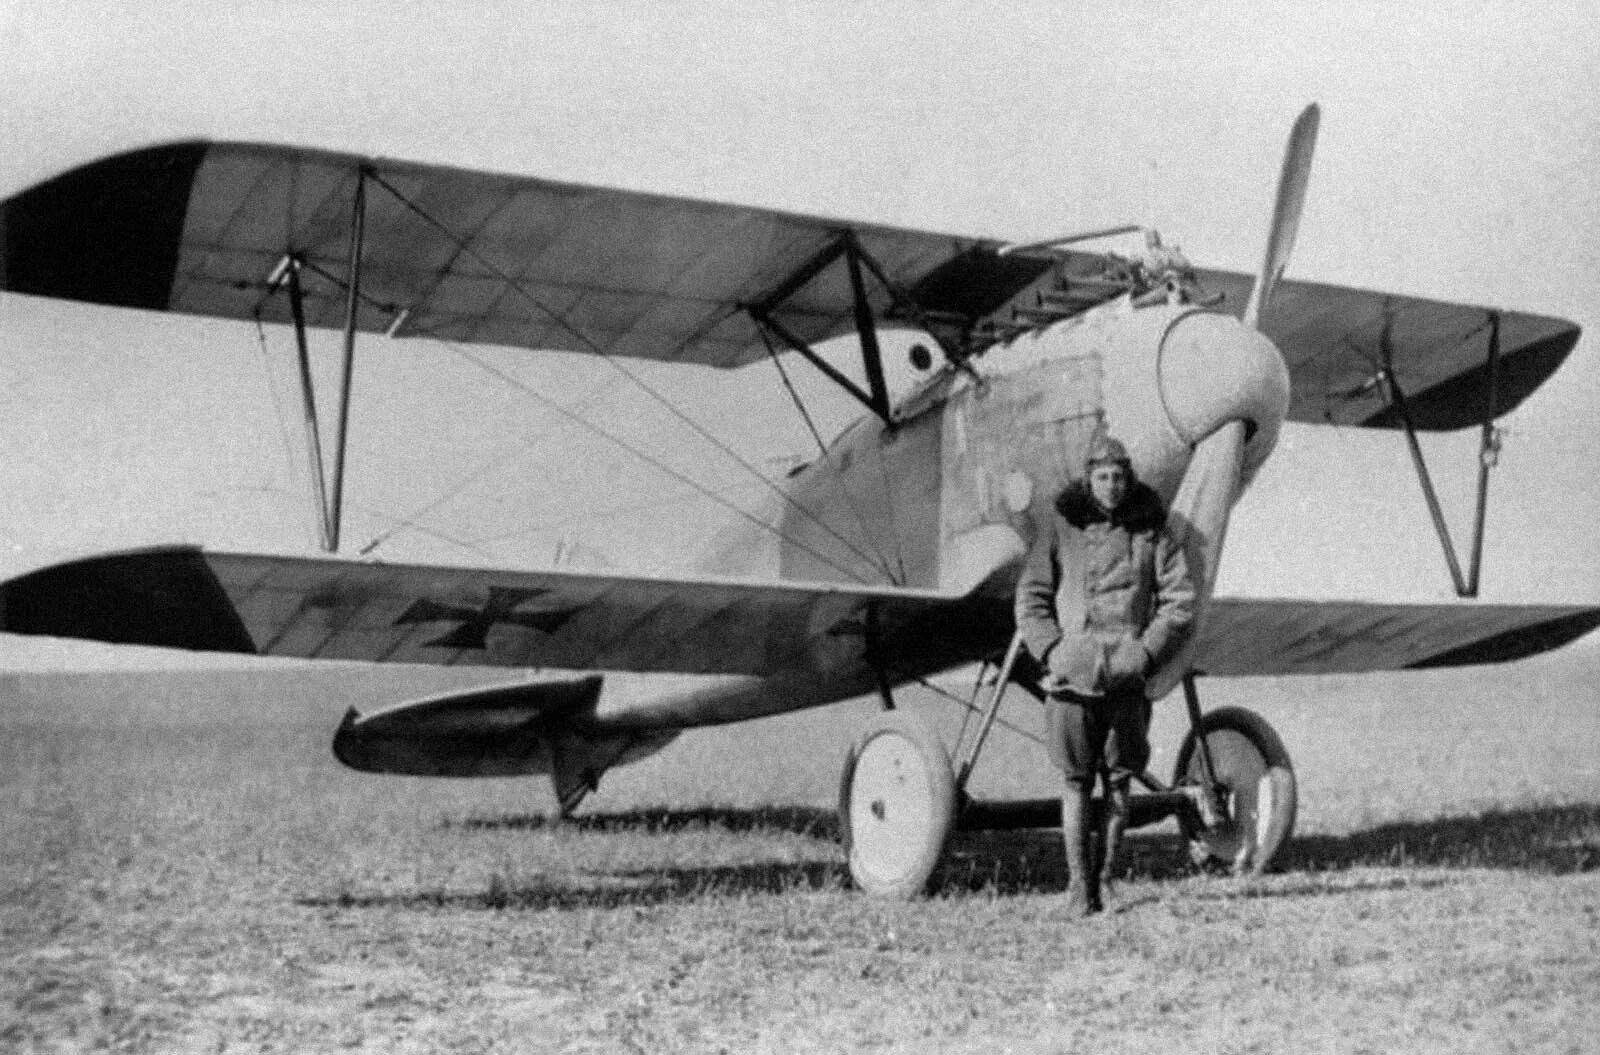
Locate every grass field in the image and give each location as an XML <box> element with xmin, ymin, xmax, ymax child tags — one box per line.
<box><xmin>4</xmin><ymin>639</ymin><xmax>1598</xmax><ymax>1053</ymax></box>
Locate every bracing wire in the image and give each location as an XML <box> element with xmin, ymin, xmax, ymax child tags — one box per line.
<box><xmin>437</xmin><ymin>338</ymin><xmax>876</xmax><ymax>584</ymax></box>
<box><xmin>347</xmin><ymin>497</ymin><xmax>500</xmax><ymax>560</ymax></box>
<box><xmin>758</xmin><ymin>326</ymin><xmax>901</xmax><ymax>585</ymax></box>
<box><xmin>359</xmin><ymin>354</ymin><xmax>640</xmax><ymax>557</ymax></box>
<box><xmin>250</xmin><ymin>312</ymin><xmax>306</xmax><ymax>494</ymax></box>
<box><xmin>912</xmin><ymin>673</ymin><xmax>1047</xmax><ymax>749</ymax></box>
<box><xmin>251</xmin><ymin>311</ymin><xmax>330</xmax><ymax>551</ymax></box>
<box><xmin>252</xmin><ymin>298</ymin><xmax>531</xmax><ymax>562</ymax></box>
<box><xmin>462</xmin><ymin>479</ymin><xmax>770</xmax><ymax>549</ymax></box>
<box><xmin>356</xmin><ymin>441</ymin><xmax>521</xmax><ymax>556</ymax></box>
<box><xmin>361</xmin><ymin>171</ymin><xmax>895</xmax><ymax>584</ymax></box>
<box><xmin>280</xmin><ymin>255</ymin><xmax>870</xmax><ymax>574</ymax></box>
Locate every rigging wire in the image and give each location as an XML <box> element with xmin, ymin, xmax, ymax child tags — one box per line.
<box><xmin>758</xmin><ymin>326</ymin><xmax>901</xmax><ymax>585</ymax></box>
<box><xmin>462</xmin><ymin>478</ymin><xmax>770</xmax><ymax>548</ymax></box>
<box><xmin>356</xmin><ymin>367</ymin><xmax>635</xmax><ymax>557</ymax></box>
<box><xmin>262</xmin><ymin>269</ymin><xmax>869</xmax><ymax>577</ymax></box>
<box><xmin>356</xmin><ymin>440</ymin><xmax>521</xmax><ymax>556</ymax></box>
<box><xmin>911</xmin><ymin>673</ymin><xmax>1047</xmax><ymax>750</ymax></box>
<box><xmin>253</xmin><ymin>301</ymin><xmax>524</xmax><ymax>562</ymax></box>
<box><xmin>251</xmin><ymin>311</ymin><xmax>323</xmax><ymax>550</ymax></box>
<box><xmin>345</xmin><ymin>497</ymin><xmax>500</xmax><ymax>561</ymax></box>
<box><xmin>436</xmin><ymin>337</ymin><xmax>876</xmax><ymax>584</ymax></box>
<box><xmin>381</xmin><ymin>361</ymin><xmax>649</xmax><ymax>558</ymax></box>
<box><xmin>361</xmin><ymin>170</ymin><xmax>893</xmax><ymax>584</ymax></box>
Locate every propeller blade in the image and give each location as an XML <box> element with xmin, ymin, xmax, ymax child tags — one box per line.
<box><xmin>1243</xmin><ymin>103</ymin><xmax>1320</xmax><ymax>330</ymax></box>
<box><xmin>1147</xmin><ymin>420</ymin><xmax>1248</xmax><ymax>701</ymax></box>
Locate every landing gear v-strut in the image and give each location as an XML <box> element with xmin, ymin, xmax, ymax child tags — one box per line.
<box><xmin>837</xmin><ymin>636</ymin><xmax>1299</xmax><ymax>897</ymax></box>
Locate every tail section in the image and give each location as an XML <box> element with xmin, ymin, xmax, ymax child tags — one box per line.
<box><xmin>332</xmin><ymin>674</ymin><xmax>679</xmax><ymax>814</ymax></box>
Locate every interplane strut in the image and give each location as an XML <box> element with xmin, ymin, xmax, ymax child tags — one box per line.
<box><xmin>1378</xmin><ymin>308</ymin><xmax>1503</xmax><ymax>597</ymax></box>
<box><xmin>262</xmin><ymin>168</ymin><xmax>369</xmax><ymax>553</ymax></box>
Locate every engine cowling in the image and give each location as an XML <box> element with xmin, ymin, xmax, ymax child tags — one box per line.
<box><xmin>1094</xmin><ymin>303</ymin><xmax>1290</xmax><ymax>501</ymax></box>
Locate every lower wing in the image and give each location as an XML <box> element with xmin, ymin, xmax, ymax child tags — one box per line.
<box><xmin>3</xmin><ymin>545</ymin><xmax>1594</xmax><ymax>678</ymax></box>
<box><xmin>3</xmin><ymin>547</ymin><xmax>1594</xmax><ymax>784</ymax></box>
<box><xmin>0</xmin><ymin>545</ymin><xmax>989</xmax><ymax>676</ymax></box>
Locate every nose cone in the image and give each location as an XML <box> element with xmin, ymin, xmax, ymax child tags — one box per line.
<box><xmin>1158</xmin><ymin>312</ymin><xmax>1290</xmax><ymax>485</ymax></box>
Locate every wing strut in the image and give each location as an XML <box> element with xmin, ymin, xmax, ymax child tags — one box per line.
<box><xmin>283</xmin><ymin>257</ymin><xmax>335</xmax><ymax>551</ymax></box>
<box><xmin>261</xmin><ymin>169</ymin><xmax>369</xmax><ymax>553</ymax></box>
<box><xmin>1379</xmin><ymin>308</ymin><xmax>1502</xmax><ymax>597</ymax></box>
<box><xmin>329</xmin><ymin>168</ymin><xmax>368</xmax><ymax>553</ymax></box>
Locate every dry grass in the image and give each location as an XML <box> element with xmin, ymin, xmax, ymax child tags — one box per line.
<box><xmin>3</xmin><ymin>641</ymin><xmax>1599</xmax><ymax>1053</ymax></box>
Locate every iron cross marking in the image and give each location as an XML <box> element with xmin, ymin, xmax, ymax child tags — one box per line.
<box><xmin>394</xmin><ymin>586</ymin><xmax>582</xmax><ymax>650</ymax></box>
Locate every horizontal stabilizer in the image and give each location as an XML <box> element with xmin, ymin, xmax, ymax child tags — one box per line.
<box><xmin>333</xmin><ymin>674</ymin><xmax>675</xmax><ymax>779</ymax></box>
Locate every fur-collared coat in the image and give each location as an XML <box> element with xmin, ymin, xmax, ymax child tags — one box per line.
<box><xmin>1014</xmin><ymin>478</ymin><xmax>1196</xmax><ymax>698</ymax></box>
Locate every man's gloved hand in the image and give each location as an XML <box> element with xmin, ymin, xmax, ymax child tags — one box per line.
<box><xmin>1106</xmin><ymin>638</ymin><xmax>1150</xmax><ymax>694</ymax></box>
<box><xmin>1046</xmin><ymin>636</ymin><xmax>1102</xmax><ymax>691</ymax></box>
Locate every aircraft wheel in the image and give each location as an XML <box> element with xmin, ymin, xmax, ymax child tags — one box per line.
<box><xmin>838</xmin><ymin>711</ymin><xmax>955</xmax><ymax>898</ymax></box>
<box><xmin>1172</xmin><ymin>706</ymin><xmax>1297</xmax><ymax>875</ymax></box>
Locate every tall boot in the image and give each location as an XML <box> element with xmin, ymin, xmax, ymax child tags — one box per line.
<box><xmin>1099</xmin><ymin>783</ymin><xmax>1129</xmax><ymax>909</ymax></box>
<box><xmin>1061</xmin><ymin>787</ymin><xmax>1101</xmax><ymax>916</ymax></box>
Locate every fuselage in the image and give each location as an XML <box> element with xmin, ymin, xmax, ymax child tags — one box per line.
<box><xmin>701</xmin><ymin>297</ymin><xmax>1287</xmax><ymax>594</ymax></box>
<box><xmin>589</xmin><ymin>297</ymin><xmax>1290</xmax><ymax>732</ymax></box>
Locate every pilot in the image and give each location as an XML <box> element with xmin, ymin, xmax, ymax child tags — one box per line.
<box><xmin>1015</xmin><ymin>430</ymin><xmax>1196</xmax><ymax>915</ymax></box>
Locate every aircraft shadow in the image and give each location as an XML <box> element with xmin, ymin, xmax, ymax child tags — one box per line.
<box><xmin>446</xmin><ymin>804</ymin><xmax>840</xmax><ymax>838</ymax></box>
<box><xmin>303</xmin><ymin>860</ymin><xmax>848</xmax><ymax>913</ymax></box>
<box><xmin>308</xmin><ymin>801</ymin><xmax>1596</xmax><ymax>911</ymax></box>
<box><xmin>937</xmin><ymin>801</ymin><xmax>1600</xmax><ymax>891</ymax></box>
<box><xmin>1279</xmin><ymin>802</ymin><xmax>1600</xmax><ymax>875</ymax></box>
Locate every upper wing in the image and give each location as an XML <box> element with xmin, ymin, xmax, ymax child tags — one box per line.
<box><xmin>1197</xmin><ymin>596</ymin><xmax>1600</xmax><ymax>675</ymax></box>
<box><xmin>0</xmin><ymin>141</ymin><xmax>1577</xmax><ymax>425</ymax></box>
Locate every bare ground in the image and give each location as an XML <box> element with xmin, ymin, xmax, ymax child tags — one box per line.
<box><xmin>3</xmin><ymin>641</ymin><xmax>1598</xmax><ymax>1053</ymax></box>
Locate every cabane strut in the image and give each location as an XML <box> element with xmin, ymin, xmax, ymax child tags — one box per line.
<box><xmin>745</xmin><ymin>231</ymin><xmax>936</xmax><ymax>426</ymax></box>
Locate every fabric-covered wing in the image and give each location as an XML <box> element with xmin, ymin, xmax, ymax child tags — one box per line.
<box><xmin>1192</xmin><ymin>268</ymin><xmax>1581</xmax><ymax>430</ymax></box>
<box><xmin>3</xmin><ymin>547</ymin><xmax>1596</xmax><ymax>681</ymax></box>
<box><xmin>0</xmin><ymin>140</ymin><xmax>1065</xmax><ymax>368</ymax></box>
<box><xmin>1197</xmin><ymin>597</ymin><xmax>1600</xmax><ymax>675</ymax></box>
<box><xmin>0</xmin><ymin>546</ymin><xmax>985</xmax><ymax>676</ymax></box>
<box><xmin>4</xmin><ymin>141</ymin><xmax>1576</xmax><ymax>428</ymax></box>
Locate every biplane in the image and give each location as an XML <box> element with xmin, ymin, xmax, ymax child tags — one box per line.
<box><xmin>2</xmin><ymin>105</ymin><xmax>1596</xmax><ymax>896</ymax></box>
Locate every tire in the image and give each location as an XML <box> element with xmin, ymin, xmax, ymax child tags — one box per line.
<box><xmin>838</xmin><ymin>711</ymin><xmax>956</xmax><ymax>898</ymax></box>
<box><xmin>1172</xmin><ymin>706</ymin><xmax>1297</xmax><ymax>875</ymax></box>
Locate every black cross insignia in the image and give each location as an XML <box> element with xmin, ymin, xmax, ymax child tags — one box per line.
<box><xmin>394</xmin><ymin>586</ymin><xmax>582</xmax><ymax>650</ymax></box>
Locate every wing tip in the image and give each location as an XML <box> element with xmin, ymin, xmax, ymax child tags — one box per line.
<box><xmin>1357</xmin><ymin>319</ymin><xmax>1581</xmax><ymax>430</ymax></box>
<box><xmin>1408</xmin><ymin>608</ymin><xmax>1600</xmax><ymax>669</ymax></box>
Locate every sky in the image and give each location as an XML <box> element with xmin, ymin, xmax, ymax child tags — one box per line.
<box><xmin>1</xmin><ymin>1</ymin><xmax>1597</xmax><ymax>670</ymax></box>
